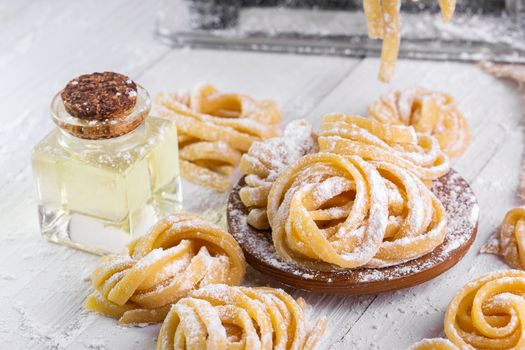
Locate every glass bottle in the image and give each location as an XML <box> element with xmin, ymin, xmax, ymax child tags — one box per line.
<box><xmin>32</xmin><ymin>72</ymin><xmax>182</xmax><ymax>254</ymax></box>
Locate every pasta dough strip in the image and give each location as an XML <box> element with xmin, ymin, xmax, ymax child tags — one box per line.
<box><xmin>362</xmin><ymin>0</ymin><xmax>457</xmax><ymax>82</ymax></box>
<box><xmin>378</xmin><ymin>0</ymin><xmax>401</xmax><ymax>83</ymax></box>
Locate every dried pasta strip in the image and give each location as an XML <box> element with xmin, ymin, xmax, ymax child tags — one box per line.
<box><xmin>157</xmin><ymin>284</ymin><xmax>326</xmax><ymax>350</ymax></box>
<box><xmin>85</xmin><ymin>213</ymin><xmax>246</xmax><ymax>325</ymax></box>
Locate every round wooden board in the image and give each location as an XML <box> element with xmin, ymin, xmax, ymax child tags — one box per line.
<box><xmin>227</xmin><ymin>169</ymin><xmax>479</xmax><ymax>294</ymax></box>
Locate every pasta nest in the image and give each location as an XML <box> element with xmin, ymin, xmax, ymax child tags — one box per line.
<box><xmin>319</xmin><ymin>114</ymin><xmax>450</xmax><ymax>184</ymax></box>
<box><xmin>266</xmin><ymin>152</ymin><xmax>447</xmax><ymax>270</ymax></box>
<box><xmin>368</xmin><ymin>87</ymin><xmax>472</xmax><ymax>158</ymax></box>
<box><xmin>85</xmin><ymin>213</ymin><xmax>246</xmax><ymax>325</ymax></box>
<box><xmin>155</xmin><ymin>84</ymin><xmax>281</xmax><ymax>192</ymax></box>
<box><xmin>239</xmin><ymin>119</ymin><xmax>318</xmax><ymax>230</ymax></box>
<box><xmin>445</xmin><ymin>270</ymin><xmax>525</xmax><ymax>349</ymax></box>
<box><xmin>157</xmin><ymin>284</ymin><xmax>326</xmax><ymax>350</ymax></box>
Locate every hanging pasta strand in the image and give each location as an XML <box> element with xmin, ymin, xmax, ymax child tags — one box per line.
<box><xmin>438</xmin><ymin>0</ymin><xmax>457</xmax><ymax>22</ymax></box>
<box><xmin>363</xmin><ymin>0</ymin><xmax>384</xmax><ymax>39</ymax></box>
<box><xmin>363</xmin><ymin>0</ymin><xmax>457</xmax><ymax>82</ymax></box>
<box><xmin>378</xmin><ymin>0</ymin><xmax>401</xmax><ymax>82</ymax></box>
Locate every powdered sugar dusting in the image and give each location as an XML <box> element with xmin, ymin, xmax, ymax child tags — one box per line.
<box><xmin>242</xmin><ymin>119</ymin><xmax>318</xmax><ymax>182</ymax></box>
<box><xmin>227</xmin><ymin>169</ymin><xmax>478</xmax><ymax>287</ymax></box>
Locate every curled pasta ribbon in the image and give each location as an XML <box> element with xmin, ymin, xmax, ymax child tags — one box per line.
<box><xmin>444</xmin><ymin>270</ymin><xmax>525</xmax><ymax>349</ymax></box>
<box><xmin>362</xmin><ymin>0</ymin><xmax>456</xmax><ymax>82</ymax></box>
<box><xmin>85</xmin><ymin>213</ymin><xmax>246</xmax><ymax>325</ymax></box>
<box><xmin>157</xmin><ymin>284</ymin><xmax>327</xmax><ymax>350</ymax></box>
<box><xmin>407</xmin><ymin>338</ymin><xmax>458</xmax><ymax>350</ymax></box>
<box><xmin>319</xmin><ymin>114</ymin><xmax>450</xmax><ymax>184</ymax></box>
<box><xmin>484</xmin><ymin>207</ymin><xmax>525</xmax><ymax>270</ymax></box>
<box><xmin>369</xmin><ymin>87</ymin><xmax>472</xmax><ymax>158</ymax></box>
<box><xmin>239</xmin><ymin>119</ymin><xmax>318</xmax><ymax>230</ymax></box>
<box><xmin>155</xmin><ymin>84</ymin><xmax>281</xmax><ymax>192</ymax></box>
<box><xmin>366</xmin><ymin>161</ymin><xmax>447</xmax><ymax>268</ymax></box>
<box><xmin>267</xmin><ymin>152</ymin><xmax>389</xmax><ymax>270</ymax></box>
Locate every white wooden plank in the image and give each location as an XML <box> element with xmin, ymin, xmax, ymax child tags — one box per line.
<box><xmin>3</xmin><ymin>1</ymin><xmax>525</xmax><ymax>348</ymax></box>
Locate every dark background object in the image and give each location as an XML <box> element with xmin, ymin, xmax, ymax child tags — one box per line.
<box><xmin>159</xmin><ymin>0</ymin><xmax>525</xmax><ymax>64</ymax></box>
<box><xmin>187</xmin><ymin>0</ymin><xmax>507</xmax><ymax>30</ymax></box>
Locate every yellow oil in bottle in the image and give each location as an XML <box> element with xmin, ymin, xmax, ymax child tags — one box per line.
<box><xmin>32</xmin><ymin>83</ymin><xmax>182</xmax><ymax>254</ymax></box>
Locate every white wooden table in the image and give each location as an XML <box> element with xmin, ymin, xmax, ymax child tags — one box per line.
<box><xmin>1</xmin><ymin>1</ymin><xmax>524</xmax><ymax>349</ymax></box>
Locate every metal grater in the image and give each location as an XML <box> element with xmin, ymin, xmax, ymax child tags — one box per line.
<box><xmin>156</xmin><ymin>0</ymin><xmax>525</xmax><ymax>63</ymax></box>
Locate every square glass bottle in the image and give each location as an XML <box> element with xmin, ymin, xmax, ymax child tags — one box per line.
<box><xmin>32</xmin><ymin>72</ymin><xmax>182</xmax><ymax>254</ymax></box>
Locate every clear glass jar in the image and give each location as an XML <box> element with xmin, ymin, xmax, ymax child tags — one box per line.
<box><xmin>32</xmin><ymin>83</ymin><xmax>182</xmax><ymax>254</ymax></box>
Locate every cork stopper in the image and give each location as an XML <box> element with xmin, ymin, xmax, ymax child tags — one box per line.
<box><xmin>61</xmin><ymin>72</ymin><xmax>137</xmax><ymax>120</ymax></box>
<box><xmin>52</xmin><ymin>72</ymin><xmax>150</xmax><ymax>140</ymax></box>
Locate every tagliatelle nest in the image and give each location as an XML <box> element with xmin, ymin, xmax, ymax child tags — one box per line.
<box><xmin>85</xmin><ymin>213</ymin><xmax>246</xmax><ymax>325</ymax></box>
<box><xmin>368</xmin><ymin>87</ymin><xmax>472</xmax><ymax>158</ymax></box>
<box><xmin>157</xmin><ymin>284</ymin><xmax>326</xmax><ymax>350</ymax></box>
<box><xmin>155</xmin><ymin>84</ymin><xmax>281</xmax><ymax>192</ymax></box>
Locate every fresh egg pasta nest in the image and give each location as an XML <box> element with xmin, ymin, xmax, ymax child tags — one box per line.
<box><xmin>369</xmin><ymin>87</ymin><xmax>472</xmax><ymax>158</ymax></box>
<box><xmin>157</xmin><ymin>284</ymin><xmax>326</xmax><ymax>350</ymax></box>
<box><xmin>85</xmin><ymin>213</ymin><xmax>246</xmax><ymax>325</ymax></box>
<box><xmin>445</xmin><ymin>270</ymin><xmax>525</xmax><ymax>349</ymax></box>
<box><xmin>267</xmin><ymin>152</ymin><xmax>448</xmax><ymax>270</ymax></box>
<box><xmin>155</xmin><ymin>84</ymin><xmax>281</xmax><ymax>192</ymax></box>
<box><xmin>239</xmin><ymin>119</ymin><xmax>318</xmax><ymax>230</ymax></box>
